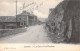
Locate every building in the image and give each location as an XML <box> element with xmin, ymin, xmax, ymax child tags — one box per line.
<box><xmin>49</xmin><ymin>8</ymin><xmax>54</xmax><ymax>14</ymax></box>
<box><xmin>0</xmin><ymin>11</ymin><xmax>37</xmax><ymax>29</ymax></box>
<box><xmin>17</xmin><ymin>11</ymin><xmax>37</xmax><ymax>27</ymax></box>
<box><xmin>0</xmin><ymin>16</ymin><xmax>19</xmax><ymax>29</ymax></box>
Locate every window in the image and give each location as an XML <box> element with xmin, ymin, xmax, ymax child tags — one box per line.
<box><xmin>19</xmin><ymin>18</ymin><xmax>21</xmax><ymax>20</ymax></box>
<box><xmin>20</xmin><ymin>22</ymin><xmax>24</xmax><ymax>26</ymax></box>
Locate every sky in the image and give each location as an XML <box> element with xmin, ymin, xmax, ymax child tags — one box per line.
<box><xmin>0</xmin><ymin>0</ymin><xmax>63</xmax><ymax>18</ymax></box>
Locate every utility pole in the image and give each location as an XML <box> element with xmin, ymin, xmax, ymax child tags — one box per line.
<box><xmin>16</xmin><ymin>0</ymin><xmax>17</xmax><ymax>28</ymax></box>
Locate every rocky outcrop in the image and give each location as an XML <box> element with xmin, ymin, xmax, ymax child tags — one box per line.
<box><xmin>63</xmin><ymin>0</ymin><xmax>80</xmax><ymax>43</ymax></box>
<box><xmin>46</xmin><ymin>0</ymin><xmax>80</xmax><ymax>43</ymax></box>
<box><xmin>46</xmin><ymin>1</ymin><xmax>66</xmax><ymax>43</ymax></box>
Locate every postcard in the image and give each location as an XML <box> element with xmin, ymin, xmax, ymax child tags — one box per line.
<box><xmin>0</xmin><ymin>0</ymin><xmax>80</xmax><ymax>51</ymax></box>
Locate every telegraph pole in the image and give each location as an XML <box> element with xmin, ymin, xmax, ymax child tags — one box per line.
<box><xmin>16</xmin><ymin>0</ymin><xmax>17</xmax><ymax>28</ymax></box>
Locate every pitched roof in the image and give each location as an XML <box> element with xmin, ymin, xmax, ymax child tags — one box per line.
<box><xmin>18</xmin><ymin>11</ymin><xmax>36</xmax><ymax>17</ymax></box>
<box><xmin>18</xmin><ymin>11</ymin><xmax>30</xmax><ymax>16</ymax></box>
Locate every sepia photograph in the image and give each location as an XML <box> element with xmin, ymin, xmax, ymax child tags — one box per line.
<box><xmin>0</xmin><ymin>0</ymin><xmax>80</xmax><ymax>44</ymax></box>
<box><xmin>0</xmin><ymin>0</ymin><xmax>80</xmax><ymax>51</ymax></box>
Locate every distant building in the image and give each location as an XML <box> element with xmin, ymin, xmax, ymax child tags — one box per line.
<box><xmin>0</xmin><ymin>11</ymin><xmax>37</xmax><ymax>29</ymax></box>
<box><xmin>17</xmin><ymin>11</ymin><xmax>37</xmax><ymax>27</ymax></box>
<box><xmin>49</xmin><ymin>8</ymin><xmax>54</xmax><ymax>14</ymax></box>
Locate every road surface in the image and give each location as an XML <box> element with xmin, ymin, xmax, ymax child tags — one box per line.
<box><xmin>0</xmin><ymin>24</ymin><xmax>52</xmax><ymax>43</ymax></box>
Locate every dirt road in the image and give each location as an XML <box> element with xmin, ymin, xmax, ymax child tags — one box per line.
<box><xmin>0</xmin><ymin>24</ymin><xmax>51</xmax><ymax>43</ymax></box>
